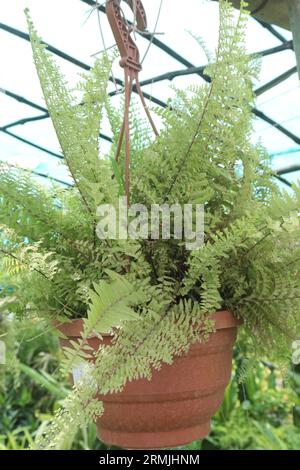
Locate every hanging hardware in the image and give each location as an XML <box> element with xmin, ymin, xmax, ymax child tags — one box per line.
<box><xmin>106</xmin><ymin>0</ymin><xmax>159</xmax><ymax>205</ymax></box>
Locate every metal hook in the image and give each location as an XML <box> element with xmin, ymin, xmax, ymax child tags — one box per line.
<box><xmin>106</xmin><ymin>0</ymin><xmax>146</xmax><ymax>71</ymax></box>
<box><xmin>106</xmin><ymin>0</ymin><xmax>159</xmax><ymax>205</ymax></box>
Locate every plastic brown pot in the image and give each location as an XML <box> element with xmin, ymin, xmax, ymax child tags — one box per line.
<box><xmin>56</xmin><ymin>310</ymin><xmax>239</xmax><ymax>450</ymax></box>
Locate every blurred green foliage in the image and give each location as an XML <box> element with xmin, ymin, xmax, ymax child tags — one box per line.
<box><xmin>183</xmin><ymin>359</ymin><xmax>300</xmax><ymax>451</ymax></box>
<box><xmin>1</xmin><ymin>320</ymin><xmax>300</xmax><ymax>450</ymax></box>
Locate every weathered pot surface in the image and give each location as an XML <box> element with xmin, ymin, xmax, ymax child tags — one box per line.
<box><xmin>56</xmin><ymin>310</ymin><xmax>240</xmax><ymax>450</ymax></box>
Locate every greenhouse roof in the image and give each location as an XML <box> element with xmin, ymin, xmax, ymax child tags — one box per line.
<box><xmin>0</xmin><ymin>0</ymin><xmax>300</xmax><ymax>189</ymax></box>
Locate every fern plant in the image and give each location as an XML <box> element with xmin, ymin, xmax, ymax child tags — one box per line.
<box><xmin>0</xmin><ymin>1</ymin><xmax>299</xmax><ymax>448</ymax></box>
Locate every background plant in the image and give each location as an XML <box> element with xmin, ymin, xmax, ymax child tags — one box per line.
<box><xmin>1</xmin><ymin>318</ymin><xmax>299</xmax><ymax>450</ymax></box>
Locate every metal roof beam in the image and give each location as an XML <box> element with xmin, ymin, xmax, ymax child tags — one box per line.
<box><xmin>0</xmin><ymin>8</ymin><xmax>299</xmax><ymax>153</ymax></box>
<box><xmin>1</xmin><ymin>163</ymin><xmax>72</xmax><ymax>187</ymax></box>
<box><xmin>252</xmin><ymin>108</ymin><xmax>300</xmax><ymax>145</ymax></box>
<box><xmin>139</xmin><ymin>64</ymin><xmax>297</xmax><ymax>95</ymax></box>
<box><xmin>274</xmin><ymin>174</ymin><xmax>292</xmax><ymax>187</ymax></box>
<box><xmin>0</xmin><ymin>127</ymin><xmax>63</xmax><ymax>159</ymax></box>
<box><xmin>0</xmin><ymin>86</ymin><xmax>47</xmax><ymax>112</ymax></box>
<box><xmin>277</xmin><ymin>164</ymin><xmax>300</xmax><ymax>175</ymax></box>
<box><xmin>255</xmin><ymin>19</ymin><xmax>289</xmax><ymax>43</ymax></box>
<box><xmin>255</xmin><ymin>66</ymin><xmax>298</xmax><ymax>96</ymax></box>
<box><xmin>0</xmin><ymin>88</ymin><xmax>112</xmax><ymax>143</ymax></box>
<box><xmin>2</xmin><ymin>114</ymin><xmax>49</xmax><ymax>130</ymax></box>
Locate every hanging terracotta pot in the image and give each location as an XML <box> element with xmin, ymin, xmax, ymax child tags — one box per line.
<box><xmin>56</xmin><ymin>310</ymin><xmax>239</xmax><ymax>450</ymax></box>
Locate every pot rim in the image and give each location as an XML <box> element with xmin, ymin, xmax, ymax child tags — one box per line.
<box><xmin>54</xmin><ymin>310</ymin><xmax>240</xmax><ymax>339</ymax></box>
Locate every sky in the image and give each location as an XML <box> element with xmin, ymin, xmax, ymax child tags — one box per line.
<box><xmin>0</xmin><ymin>0</ymin><xmax>299</xmax><ymax>187</ymax></box>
